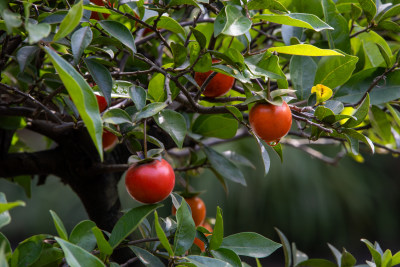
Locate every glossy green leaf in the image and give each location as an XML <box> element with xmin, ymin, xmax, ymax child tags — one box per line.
<box><xmin>50</xmin><ymin>210</ymin><xmax>68</xmax><ymax>240</ymax></box>
<box><xmin>154</xmin><ymin>211</ymin><xmax>174</xmax><ymax>256</ymax></box>
<box><xmin>55</xmin><ymin>237</ymin><xmax>105</xmax><ymax>267</ymax></box>
<box><xmin>292</xmin><ymin>243</ymin><xmax>309</xmax><ymax>266</ymax></box>
<box><xmin>204</xmin><ymin>146</ymin><xmax>246</xmax><ymax>186</ymax></box>
<box><xmin>254</xmin><ymin>13</ymin><xmax>333</xmax><ymax>32</ymax></box>
<box><xmin>322</xmin><ymin>0</ymin><xmax>351</xmax><ymax>53</ymax></box>
<box><xmin>0</xmin><ymin>193</ymin><xmax>24</xmax><ymax>229</ymax></box>
<box><xmin>357</xmin><ymin>0</ymin><xmax>376</xmax><ymax>23</ymax></box>
<box><xmin>109</xmin><ymin>204</ymin><xmax>162</xmax><ymax>248</ymax></box>
<box><xmin>54</xmin><ymin>0</ymin><xmax>83</xmax><ymax>41</ymax></box>
<box><xmin>69</xmin><ymin>220</ymin><xmax>97</xmax><ymax>252</ymax></box>
<box><xmin>297</xmin><ymin>259</ymin><xmax>337</xmax><ymax>267</ymax></box>
<box><xmin>169</xmin><ymin>0</ymin><xmax>199</xmax><ymax>7</ymax></box>
<box><xmin>369</xmin><ymin>105</ymin><xmax>393</xmax><ymax>143</ymax></box>
<box><xmin>214</xmin><ymin>6</ymin><xmax>252</xmax><ymax>37</ymax></box>
<box><xmin>192</xmin><ymin>114</ymin><xmax>238</xmax><ymax>139</ymax></box>
<box><xmin>254</xmin><ymin>136</ymin><xmax>270</xmax><ymax>175</ymax></box>
<box><xmin>211</xmin><ymin>248</ymin><xmax>242</xmax><ymax>267</ymax></box>
<box><xmin>342</xmin><ymin>129</ymin><xmax>374</xmax><ymax>153</ymax></box>
<box><xmin>186</xmin><ymin>255</ymin><xmax>232</xmax><ymax>267</ymax></box>
<box><xmin>84</xmin><ymin>59</ymin><xmax>112</xmax><ymax>106</ymax></box>
<box><xmin>220</xmin><ymin>232</ymin><xmax>281</xmax><ymax>258</ymax></box>
<box><xmin>72</xmin><ymin>27</ymin><xmax>93</xmax><ymax>65</ymax></box>
<box><xmin>102</xmin><ymin>108</ymin><xmax>132</xmax><ymax>124</ymax></box>
<box><xmin>275</xmin><ymin>228</ymin><xmax>292</xmax><ymax>267</ymax></box>
<box><xmin>386</xmin><ymin>104</ymin><xmax>400</xmax><ymax>129</ymax></box>
<box><xmin>91</xmin><ymin>226</ymin><xmax>113</xmax><ymax>256</ymax></box>
<box><xmin>145</xmin><ymin>16</ymin><xmax>186</xmax><ymax>36</ymax></box>
<box><xmin>209</xmin><ymin>206</ymin><xmax>223</xmax><ymax>250</ymax></box>
<box><xmin>174</xmin><ymin>198</ymin><xmax>196</xmax><ymax>256</ymax></box>
<box><xmin>290</xmin><ymin>56</ymin><xmax>317</xmax><ymax>100</ymax></box>
<box><xmin>129</xmin><ymin>85</ymin><xmax>147</xmax><ymax>110</ymax></box>
<box><xmin>376</xmin><ymin>43</ymin><xmax>392</xmax><ymax>68</ymax></box>
<box><xmin>361</xmin><ymin>239</ymin><xmax>382</xmax><ymax>267</ymax></box>
<box><xmin>376</xmin><ymin>4</ymin><xmax>400</xmax><ymax>22</ymax></box>
<box><xmin>193</xmin><ymin>52</ymin><xmax>212</xmax><ymax>73</ymax></box>
<box><xmin>191</xmin><ymin>27</ymin><xmax>207</xmax><ymax>49</ymax></box>
<box><xmin>341</xmin><ymin>249</ymin><xmax>356</xmax><ymax>267</ymax></box>
<box><xmin>327</xmin><ymin>243</ymin><xmax>341</xmax><ymax>266</ymax></box>
<box><xmin>335</xmin><ymin>68</ymin><xmax>400</xmax><ymax>105</ymax></box>
<box><xmin>247</xmin><ymin>0</ymin><xmax>288</xmax><ymax>12</ymax></box>
<box><xmin>129</xmin><ymin>246</ymin><xmax>165</xmax><ymax>267</ymax></box>
<box><xmin>268</xmin><ymin>44</ymin><xmax>344</xmax><ymax>56</ymax></box>
<box><xmin>45</xmin><ymin>47</ymin><xmax>103</xmax><ymax>160</ymax></box>
<box><xmin>148</xmin><ymin>73</ymin><xmax>167</xmax><ymax>102</ymax></box>
<box><xmin>26</xmin><ymin>22</ymin><xmax>51</xmax><ymax>44</ymax></box>
<box><xmin>0</xmin><ymin>232</ymin><xmax>11</xmax><ymax>255</ymax></box>
<box><xmin>392</xmin><ymin>251</ymin><xmax>400</xmax><ymax>265</ymax></box>
<box><xmin>226</xmin><ymin>106</ymin><xmax>243</xmax><ymax>122</ymax></box>
<box><xmin>171</xmin><ymin>42</ymin><xmax>187</xmax><ymax>67</ymax></box>
<box><xmin>136</xmin><ymin>102</ymin><xmax>167</xmax><ymax>121</ymax></box>
<box><xmin>2</xmin><ymin>9</ymin><xmax>22</xmax><ymax>34</ymax></box>
<box><xmin>154</xmin><ymin>109</ymin><xmax>187</xmax><ymax>149</ymax></box>
<box><xmin>245</xmin><ymin>54</ymin><xmax>285</xmax><ymax>80</ymax></box>
<box><xmin>314</xmin><ymin>52</ymin><xmax>358</xmax><ymax>89</ymax></box>
<box><xmin>343</xmin><ymin>94</ymin><xmax>370</xmax><ymax>128</ymax></box>
<box><xmin>99</xmin><ymin>21</ymin><xmax>136</xmax><ymax>54</ymax></box>
<box><xmin>11</xmin><ymin>235</ymin><xmax>49</xmax><ymax>267</ymax></box>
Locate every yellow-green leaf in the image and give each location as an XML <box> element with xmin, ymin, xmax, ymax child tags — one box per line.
<box><xmin>268</xmin><ymin>44</ymin><xmax>344</xmax><ymax>57</ymax></box>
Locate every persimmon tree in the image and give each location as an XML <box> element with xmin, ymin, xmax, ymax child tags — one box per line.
<box><xmin>1</xmin><ymin>0</ymin><xmax>400</xmax><ymax>266</ymax></box>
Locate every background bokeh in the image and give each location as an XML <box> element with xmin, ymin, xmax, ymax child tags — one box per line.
<box><xmin>1</xmin><ymin>136</ymin><xmax>400</xmax><ymax>265</ymax></box>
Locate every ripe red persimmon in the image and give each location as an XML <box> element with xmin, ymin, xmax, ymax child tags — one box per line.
<box><xmin>249</xmin><ymin>101</ymin><xmax>292</xmax><ymax>144</ymax></box>
<box><xmin>90</xmin><ymin>0</ymin><xmax>111</xmax><ymax>20</ymax></box>
<box><xmin>194</xmin><ymin>60</ymin><xmax>235</xmax><ymax>98</ymax></box>
<box><xmin>95</xmin><ymin>95</ymin><xmax>108</xmax><ymax>113</ymax></box>
<box><xmin>102</xmin><ymin>129</ymin><xmax>118</xmax><ymax>151</ymax></box>
<box><xmin>125</xmin><ymin>159</ymin><xmax>175</xmax><ymax>204</ymax></box>
<box><xmin>172</xmin><ymin>196</ymin><xmax>206</xmax><ymax>226</ymax></box>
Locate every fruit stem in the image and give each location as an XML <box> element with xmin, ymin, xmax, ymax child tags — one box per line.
<box><xmin>143</xmin><ymin>119</ymin><xmax>148</xmax><ymax>158</ymax></box>
<box><xmin>267</xmin><ymin>78</ymin><xmax>271</xmax><ymax>101</ymax></box>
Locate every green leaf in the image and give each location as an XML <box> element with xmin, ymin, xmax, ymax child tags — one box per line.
<box><xmin>245</xmin><ymin>54</ymin><xmax>285</xmax><ymax>80</ymax></box>
<box><xmin>203</xmin><ymin>146</ymin><xmax>246</xmax><ymax>186</ymax></box>
<box><xmin>44</xmin><ymin>47</ymin><xmax>103</xmax><ymax>160</ymax></box>
<box><xmin>102</xmin><ymin>108</ymin><xmax>132</xmax><ymax>124</ymax></box>
<box><xmin>247</xmin><ymin>0</ymin><xmax>288</xmax><ymax>12</ymax></box>
<box><xmin>16</xmin><ymin>46</ymin><xmax>39</xmax><ymax>72</ymax></box>
<box><xmin>376</xmin><ymin>4</ymin><xmax>400</xmax><ymax>22</ymax></box>
<box><xmin>148</xmin><ymin>73</ymin><xmax>166</xmax><ymax>102</ymax></box>
<box><xmin>322</xmin><ymin>0</ymin><xmax>351</xmax><ymax>53</ymax></box>
<box><xmin>369</xmin><ymin>105</ymin><xmax>393</xmax><ymax>143</ymax></box>
<box><xmin>290</xmin><ymin>56</ymin><xmax>317</xmax><ymax>100</ymax></box>
<box><xmin>0</xmin><ymin>232</ymin><xmax>11</xmax><ymax>255</ymax></box>
<box><xmin>169</xmin><ymin>0</ymin><xmax>199</xmax><ymax>7</ymax></box>
<box><xmin>154</xmin><ymin>211</ymin><xmax>174</xmax><ymax>256</ymax></box>
<box><xmin>129</xmin><ymin>85</ymin><xmax>147</xmax><ymax>110</ymax></box>
<box><xmin>254</xmin><ymin>13</ymin><xmax>333</xmax><ymax>32</ymax></box>
<box><xmin>26</xmin><ymin>22</ymin><xmax>51</xmax><ymax>44</ymax></box>
<box><xmin>335</xmin><ymin>68</ymin><xmax>400</xmax><ymax>105</ymax></box>
<box><xmin>54</xmin><ymin>0</ymin><xmax>83</xmax><ymax>41</ymax></box>
<box><xmin>376</xmin><ymin>43</ymin><xmax>392</xmax><ymax>68</ymax></box>
<box><xmin>361</xmin><ymin>239</ymin><xmax>382</xmax><ymax>267</ymax></box>
<box><xmin>11</xmin><ymin>235</ymin><xmax>49</xmax><ymax>267</ymax></box>
<box><xmin>84</xmin><ymin>58</ymin><xmax>112</xmax><ymax>106</ymax></box>
<box><xmin>343</xmin><ymin>94</ymin><xmax>370</xmax><ymax>128</ymax></box>
<box><xmin>268</xmin><ymin>44</ymin><xmax>344</xmax><ymax>56</ymax></box>
<box><xmin>192</xmin><ymin>114</ymin><xmax>238</xmax><ymax>139</ymax></box>
<box><xmin>220</xmin><ymin>232</ymin><xmax>281</xmax><ymax>258</ymax></box>
<box><xmin>342</xmin><ymin>129</ymin><xmax>374</xmax><ymax>153</ymax></box>
<box><xmin>145</xmin><ymin>16</ymin><xmax>186</xmax><ymax>36</ymax></box>
<box><xmin>49</xmin><ymin>210</ymin><xmax>68</xmax><ymax>240</ymax></box>
<box><xmin>109</xmin><ymin>204</ymin><xmax>163</xmax><ymax>248</ymax></box>
<box><xmin>55</xmin><ymin>237</ymin><xmax>105</xmax><ymax>267</ymax></box>
<box><xmin>392</xmin><ymin>251</ymin><xmax>400</xmax><ymax>266</ymax></box>
<box><xmin>154</xmin><ymin>109</ymin><xmax>187</xmax><ymax>149</ymax></box>
<box><xmin>341</xmin><ymin>249</ymin><xmax>356</xmax><ymax>267</ymax></box>
<box><xmin>72</xmin><ymin>26</ymin><xmax>93</xmax><ymax>65</ymax></box>
<box><xmin>0</xmin><ymin>192</ymin><xmax>25</xmax><ymax>214</ymax></box>
<box><xmin>211</xmin><ymin>248</ymin><xmax>242</xmax><ymax>267</ymax></box>
<box><xmin>2</xmin><ymin>9</ymin><xmax>22</xmax><ymax>34</ymax></box>
<box><xmin>136</xmin><ymin>102</ymin><xmax>167</xmax><ymax>121</ymax></box>
<box><xmin>174</xmin><ymin>198</ymin><xmax>196</xmax><ymax>256</ymax></box>
<box><xmin>191</xmin><ymin>27</ymin><xmax>207</xmax><ymax>49</ymax></box>
<box><xmin>357</xmin><ymin>0</ymin><xmax>376</xmax><ymax>23</ymax></box>
<box><xmin>69</xmin><ymin>220</ymin><xmax>97</xmax><ymax>252</ymax></box>
<box><xmin>91</xmin><ymin>226</ymin><xmax>113</xmax><ymax>256</ymax></box>
<box><xmin>226</xmin><ymin>106</ymin><xmax>243</xmax><ymax>122</ymax></box>
<box><xmin>214</xmin><ymin>6</ymin><xmax>252</xmax><ymax>37</ymax></box>
<box><xmin>171</xmin><ymin>42</ymin><xmax>187</xmax><ymax>67</ymax></box>
<box><xmin>99</xmin><ymin>21</ymin><xmax>136</xmax><ymax>54</ymax></box>
<box><xmin>386</xmin><ymin>104</ymin><xmax>400</xmax><ymax>129</ymax></box>
<box><xmin>254</xmin><ymin>136</ymin><xmax>270</xmax><ymax>175</ymax></box>
<box><xmin>275</xmin><ymin>228</ymin><xmax>292</xmax><ymax>267</ymax></box>
<box><xmin>186</xmin><ymin>255</ymin><xmax>233</xmax><ymax>267</ymax></box>
<box><xmin>209</xmin><ymin>206</ymin><xmax>223</xmax><ymax>251</ymax></box>
<box><xmin>129</xmin><ymin>246</ymin><xmax>165</xmax><ymax>267</ymax></box>
<box><xmin>314</xmin><ymin>52</ymin><xmax>358</xmax><ymax>89</ymax></box>
<box><xmin>297</xmin><ymin>259</ymin><xmax>337</xmax><ymax>267</ymax></box>
<box><xmin>292</xmin><ymin>243</ymin><xmax>309</xmax><ymax>266</ymax></box>
<box><xmin>193</xmin><ymin>52</ymin><xmax>212</xmax><ymax>73</ymax></box>
<box><xmin>327</xmin><ymin>243</ymin><xmax>341</xmax><ymax>266</ymax></box>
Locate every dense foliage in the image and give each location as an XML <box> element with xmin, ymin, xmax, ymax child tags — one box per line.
<box><xmin>1</xmin><ymin>0</ymin><xmax>400</xmax><ymax>266</ymax></box>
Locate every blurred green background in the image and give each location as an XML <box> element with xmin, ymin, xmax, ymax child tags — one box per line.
<box><xmin>1</xmin><ymin>136</ymin><xmax>400</xmax><ymax>264</ymax></box>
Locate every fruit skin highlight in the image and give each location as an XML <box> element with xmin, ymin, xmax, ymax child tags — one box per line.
<box><xmin>249</xmin><ymin>101</ymin><xmax>292</xmax><ymax>144</ymax></box>
<box><xmin>125</xmin><ymin>159</ymin><xmax>175</xmax><ymax>204</ymax></box>
<box><xmin>194</xmin><ymin>60</ymin><xmax>235</xmax><ymax>98</ymax></box>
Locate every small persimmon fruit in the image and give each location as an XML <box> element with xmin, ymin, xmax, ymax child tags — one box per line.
<box><xmin>90</xmin><ymin>0</ymin><xmax>111</xmax><ymax>20</ymax></box>
<box><xmin>125</xmin><ymin>159</ymin><xmax>175</xmax><ymax>204</ymax></box>
<box><xmin>172</xmin><ymin>196</ymin><xmax>206</xmax><ymax>226</ymax></box>
<box><xmin>95</xmin><ymin>95</ymin><xmax>108</xmax><ymax>113</ymax></box>
<box><xmin>194</xmin><ymin>60</ymin><xmax>235</xmax><ymax>98</ymax></box>
<box><xmin>102</xmin><ymin>129</ymin><xmax>118</xmax><ymax>151</ymax></box>
<box><xmin>194</xmin><ymin>222</ymin><xmax>213</xmax><ymax>252</ymax></box>
<box><xmin>249</xmin><ymin>101</ymin><xmax>292</xmax><ymax>144</ymax></box>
